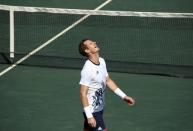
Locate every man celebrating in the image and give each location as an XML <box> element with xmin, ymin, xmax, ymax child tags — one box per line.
<box><xmin>79</xmin><ymin>39</ymin><xmax>135</xmax><ymax>131</ymax></box>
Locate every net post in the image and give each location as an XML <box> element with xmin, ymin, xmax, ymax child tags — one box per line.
<box><xmin>10</xmin><ymin>8</ymin><xmax>14</xmax><ymax>60</ymax></box>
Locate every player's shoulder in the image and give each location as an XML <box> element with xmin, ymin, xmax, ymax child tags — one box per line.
<box><xmin>81</xmin><ymin>59</ymin><xmax>91</xmax><ymax>71</ymax></box>
<box><xmin>84</xmin><ymin>59</ymin><xmax>92</xmax><ymax>66</ymax></box>
<box><xmin>99</xmin><ymin>57</ymin><xmax>105</xmax><ymax>62</ymax></box>
<box><xmin>99</xmin><ymin>57</ymin><xmax>106</xmax><ymax>64</ymax></box>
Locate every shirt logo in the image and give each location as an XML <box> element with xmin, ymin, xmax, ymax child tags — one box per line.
<box><xmin>92</xmin><ymin>88</ymin><xmax>104</xmax><ymax>109</ymax></box>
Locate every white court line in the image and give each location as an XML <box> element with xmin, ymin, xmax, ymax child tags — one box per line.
<box><xmin>0</xmin><ymin>0</ymin><xmax>112</xmax><ymax>77</ymax></box>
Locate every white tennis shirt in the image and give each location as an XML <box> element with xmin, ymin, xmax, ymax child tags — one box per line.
<box><xmin>79</xmin><ymin>57</ymin><xmax>108</xmax><ymax>113</ymax></box>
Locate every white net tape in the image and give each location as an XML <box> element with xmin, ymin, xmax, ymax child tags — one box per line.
<box><xmin>0</xmin><ymin>4</ymin><xmax>193</xmax><ymax>18</ymax></box>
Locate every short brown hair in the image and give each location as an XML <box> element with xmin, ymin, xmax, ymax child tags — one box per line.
<box><xmin>78</xmin><ymin>38</ymin><xmax>90</xmax><ymax>57</ymax></box>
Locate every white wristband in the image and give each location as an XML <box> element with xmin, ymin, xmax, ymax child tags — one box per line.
<box><xmin>114</xmin><ymin>88</ymin><xmax>126</xmax><ymax>99</ymax></box>
<box><xmin>84</xmin><ymin>106</ymin><xmax>93</xmax><ymax>118</ymax></box>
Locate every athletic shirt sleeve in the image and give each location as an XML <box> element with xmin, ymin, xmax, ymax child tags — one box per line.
<box><xmin>79</xmin><ymin>63</ymin><xmax>91</xmax><ymax>87</ymax></box>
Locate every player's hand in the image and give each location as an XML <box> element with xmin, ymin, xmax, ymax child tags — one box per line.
<box><xmin>87</xmin><ymin>117</ymin><xmax>96</xmax><ymax>128</ymax></box>
<box><xmin>123</xmin><ymin>96</ymin><xmax>135</xmax><ymax>106</ymax></box>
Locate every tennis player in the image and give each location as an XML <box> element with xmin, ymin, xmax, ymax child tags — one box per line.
<box><xmin>79</xmin><ymin>39</ymin><xmax>135</xmax><ymax>131</ymax></box>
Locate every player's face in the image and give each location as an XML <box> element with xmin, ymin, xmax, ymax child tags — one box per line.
<box><xmin>84</xmin><ymin>40</ymin><xmax>100</xmax><ymax>55</ymax></box>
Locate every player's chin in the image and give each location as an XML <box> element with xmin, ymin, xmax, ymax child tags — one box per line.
<box><xmin>95</xmin><ymin>47</ymin><xmax>100</xmax><ymax>52</ymax></box>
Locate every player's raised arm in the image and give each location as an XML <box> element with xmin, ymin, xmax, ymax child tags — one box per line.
<box><xmin>106</xmin><ymin>76</ymin><xmax>135</xmax><ymax>105</ymax></box>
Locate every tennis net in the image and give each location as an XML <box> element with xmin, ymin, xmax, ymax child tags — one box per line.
<box><xmin>0</xmin><ymin>4</ymin><xmax>193</xmax><ymax>78</ymax></box>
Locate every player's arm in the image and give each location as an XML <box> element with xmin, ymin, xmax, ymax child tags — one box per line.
<box><xmin>106</xmin><ymin>76</ymin><xmax>135</xmax><ymax>105</ymax></box>
<box><xmin>80</xmin><ymin>85</ymin><xmax>96</xmax><ymax>127</ymax></box>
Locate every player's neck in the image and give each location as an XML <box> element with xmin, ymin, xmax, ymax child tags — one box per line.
<box><xmin>88</xmin><ymin>53</ymin><xmax>100</xmax><ymax>65</ymax></box>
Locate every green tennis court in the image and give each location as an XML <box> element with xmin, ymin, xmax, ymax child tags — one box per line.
<box><xmin>0</xmin><ymin>65</ymin><xmax>193</xmax><ymax>131</ymax></box>
<box><xmin>1</xmin><ymin>0</ymin><xmax>193</xmax><ymax>131</ymax></box>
